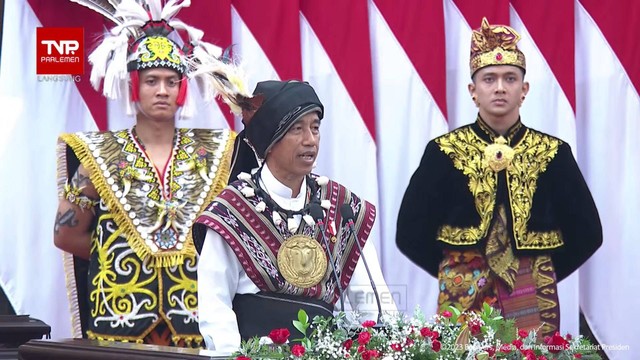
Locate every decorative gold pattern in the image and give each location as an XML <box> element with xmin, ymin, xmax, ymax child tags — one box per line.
<box><xmin>485</xmin><ymin>206</ymin><xmax>519</xmax><ymax>291</ymax></box>
<box><xmin>57</xmin><ymin>129</ymin><xmax>234</xmax><ymax>344</ymax></box>
<box><xmin>436</xmin><ymin>129</ymin><xmax>497</xmax><ymax>245</ymax></box>
<box><xmin>139</xmin><ymin>37</ymin><xmax>182</xmax><ymax>65</ymax></box>
<box><xmin>436</xmin><ymin>127</ymin><xmax>564</xmax><ymax>250</ymax></box>
<box><xmin>470</xmin><ymin>47</ymin><xmax>526</xmax><ymax>75</ymax></box>
<box><xmin>60</xmin><ymin>129</ymin><xmax>235</xmax><ymax>267</ymax></box>
<box><xmin>506</xmin><ymin>132</ymin><xmax>564</xmax><ymax>250</ymax></box>
<box><xmin>470</xmin><ymin>17</ymin><xmax>526</xmax><ymax>75</ymax></box>
<box><xmin>277</xmin><ymin>234</ymin><xmax>328</xmax><ymax>288</ymax></box>
<box><xmin>483</xmin><ymin>136</ymin><xmax>515</xmax><ymax>172</ymax></box>
<box><xmin>533</xmin><ymin>255</ymin><xmax>559</xmax><ymax>335</ymax></box>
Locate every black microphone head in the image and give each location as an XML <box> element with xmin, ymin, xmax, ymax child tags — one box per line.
<box><xmin>309</xmin><ymin>202</ymin><xmax>325</xmax><ymax>222</ymax></box>
<box><xmin>339</xmin><ymin>203</ymin><xmax>355</xmax><ymax>225</ymax></box>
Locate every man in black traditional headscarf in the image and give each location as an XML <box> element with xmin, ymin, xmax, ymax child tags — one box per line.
<box><xmin>194</xmin><ymin>80</ymin><xmax>395</xmax><ymax>352</ymax></box>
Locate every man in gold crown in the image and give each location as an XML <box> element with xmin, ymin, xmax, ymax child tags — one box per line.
<box><xmin>53</xmin><ymin>0</ymin><xmax>248</xmax><ymax>347</ymax></box>
<box><xmin>396</xmin><ymin>18</ymin><xmax>602</xmax><ymax>336</ymax></box>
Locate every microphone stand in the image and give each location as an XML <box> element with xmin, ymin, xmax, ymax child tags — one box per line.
<box><xmin>339</xmin><ymin>204</ymin><xmax>382</xmax><ymax>326</ymax></box>
<box><xmin>310</xmin><ymin>203</ymin><xmax>345</xmax><ymax>313</ymax></box>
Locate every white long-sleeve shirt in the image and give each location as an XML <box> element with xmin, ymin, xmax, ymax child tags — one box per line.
<box><xmin>197</xmin><ymin>165</ymin><xmax>396</xmax><ymax>352</ymax></box>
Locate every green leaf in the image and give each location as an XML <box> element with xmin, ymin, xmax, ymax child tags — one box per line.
<box><xmin>293</xmin><ymin>320</ymin><xmax>308</xmax><ymax>336</ymax></box>
<box><xmin>483</xmin><ymin>302</ymin><xmax>492</xmax><ymax>315</ymax></box>
<box><xmin>298</xmin><ymin>309</ymin><xmax>309</xmax><ymax>324</ymax></box>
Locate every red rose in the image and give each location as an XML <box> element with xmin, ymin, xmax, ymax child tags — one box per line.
<box><xmin>420</xmin><ymin>327</ymin><xmax>432</xmax><ymax>338</ymax></box>
<box><xmin>343</xmin><ymin>339</ymin><xmax>353</xmax><ymax>350</ymax></box>
<box><xmin>469</xmin><ymin>320</ymin><xmax>482</xmax><ymax>335</ymax></box>
<box><xmin>518</xmin><ymin>329</ymin><xmax>529</xmax><ymax>338</ymax></box>
<box><xmin>357</xmin><ymin>344</ymin><xmax>366</xmax><ymax>353</ymax></box>
<box><xmin>405</xmin><ymin>337</ymin><xmax>414</xmax><ymax>346</ymax></box>
<box><xmin>544</xmin><ymin>332</ymin><xmax>570</xmax><ymax>353</ymax></box>
<box><xmin>522</xmin><ymin>349</ymin><xmax>536</xmax><ymax>360</ymax></box>
<box><xmin>441</xmin><ymin>310</ymin><xmax>453</xmax><ymax>318</ymax></box>
<box><xmin>362</xmin><ymin>349</ymin><xmax>380</xmax><ymax>360</ymax></box>
<box><xmin>236</xmin><ymin>357</ymin><xmax>251</xmax><ymax>360</ymax></box>
<box><xmin>432</xmin><ymin>339</ymin><xmax>441</xmax><ymax>352</ymax></box>
<box><xmin>430</xmin><ymin>330</ymin><xmax>439</xmax><ymax>341</ymax></box>
<box><xmin>486</xmin><ymin>347</ymin><xmax>496</xmax><ymax>356</ymax></box>
<box><xmin>357</xmin><ymin>331</ymin><xmax>371</xmax><ymax>345</ymax></box>
<box><xmin>574</xmin><ymin>354</ymin><xmax>582</xmax><ymax>359</ymax></box>
<box><xmin>268</xmin><ymin>328</ymin><xmax>290</xmax><ymax>345</ymax></box>
<box><xmin>391</xmin><ymin>343</ymin><xmax>402</xmax><ymax>351</ymax></box>
<box><xmin>362</xmin><ymin>320</ymin><xmax>376</xmax><ymax>328</ymax></box>
<box><xmin>291</xmin><ymin>344</ymin><xmax>305</xmax><ymax>357</ymax></box>
<box><xmin>512</xmin><ymin>339</ymin><xmax>523</xmax><ymax>350</ymax></box>
<box><xmin>538</xmin><ymin>356</ymin><xmax>548</xmax><ymax>360</ymax></box>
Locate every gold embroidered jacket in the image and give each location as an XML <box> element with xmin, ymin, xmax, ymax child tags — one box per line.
<box><xmin>56</xmin><ymin>128</ymin><xmax>235</xmax><ymax>343</ymax></box>
<box><xmin>396</xmin><ymin>119</ymin><xmax>602</xmax><ymax>282</ymax></box>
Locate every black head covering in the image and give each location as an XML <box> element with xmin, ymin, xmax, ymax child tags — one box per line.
<box><xmin>229</xmin><ymin>80</ymin><xmax>324</xmax><ymax>180</ymax></box>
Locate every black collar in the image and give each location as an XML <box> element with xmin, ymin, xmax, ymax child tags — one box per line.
<box><xmin>474</xmin><ymin>115</ymin><xmax>526</xmax><ymax>145</ymax></box>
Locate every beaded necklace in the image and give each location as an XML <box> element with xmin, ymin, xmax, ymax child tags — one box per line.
<box><xmin>251</xmin><ymin>166</ymin><xmax>322</xmax><ymax>226</ymax></box>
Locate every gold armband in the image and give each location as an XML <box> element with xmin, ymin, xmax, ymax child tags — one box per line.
<box><xmin>64</xmin><ymin>183</ymin><xmax>98</xmax><ymax>211</ymax></box>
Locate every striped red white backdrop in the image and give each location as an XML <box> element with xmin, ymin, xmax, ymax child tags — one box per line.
<box><xmin>0</xmin><ymin>1</ymin><xmax>637</xmax><ymax>357</ymax></box>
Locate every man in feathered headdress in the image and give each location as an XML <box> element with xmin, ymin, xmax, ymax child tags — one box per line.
<box><xmin>53</xmin><ymin>0</ymin><xmax>248</xmax><ymax>346</ymax></box>
<box><xmin>396</xmin><ymin>18</ymin><xmax>602</xmax><ymax>337</ymax></box>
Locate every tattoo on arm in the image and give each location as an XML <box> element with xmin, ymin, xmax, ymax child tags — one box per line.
<box><xmin>54</xmin><ymin>209</ymin><xmax>79</xmax><ymax>235</ymax></box>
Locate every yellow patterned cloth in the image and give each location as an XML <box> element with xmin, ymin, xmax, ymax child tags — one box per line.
<box><xmin>438</xmin><ymin>205</ymin><xmax>560</xmax><ymax>338</ymax></box>
<box><xmin>57</xmin><ymin>128</ymin><xmax>235</xmax><ymax>345</ymax></box>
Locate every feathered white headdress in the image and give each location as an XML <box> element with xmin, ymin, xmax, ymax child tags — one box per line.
<box><xmin>70</xmin><ymin>0</ymin><xmax>250</xmax><ymax>118</ymax></box>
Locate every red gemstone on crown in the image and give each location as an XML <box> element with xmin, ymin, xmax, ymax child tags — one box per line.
<box><xmin>496</xmin><ymin>53</ymin><xmax>503</xmax><ymax>61</ymax></box>
<box><xmin>496</xmin><ymin>151</ymin><xmax>503</xmax><ymax>159</ymax></box>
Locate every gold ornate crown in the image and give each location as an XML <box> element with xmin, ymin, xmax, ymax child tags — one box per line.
<box><xmin>470</xmin><ymin>17</ymin><xmax>526</xmax><ymax>76</ymax></box>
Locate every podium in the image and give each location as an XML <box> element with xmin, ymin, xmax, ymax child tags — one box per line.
<box><xmin>18</xmin><ymin>339</ymin><xmax>230</xmax><ymax>360</ymax></box>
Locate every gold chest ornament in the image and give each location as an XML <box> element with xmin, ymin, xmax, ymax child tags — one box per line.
<box><xmin>483</xmin><ymin>136</ymin><xmax>515</xmax><ymax>172</ymax></box>
<box><xmin>277</xmin><ymin>234</ymin><xmax>328</xmax><ymax>288</ymax></box>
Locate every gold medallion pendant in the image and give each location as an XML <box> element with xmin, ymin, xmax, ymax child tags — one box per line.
<box><xmin>277</xmin><ymin>234</ymin><xmax>328</xmax><ymax>288</ymax></box>
<box><xmin>484</xmin><ymin>136</ymin><xmax>515</xmax><ymax>172</ymax></box>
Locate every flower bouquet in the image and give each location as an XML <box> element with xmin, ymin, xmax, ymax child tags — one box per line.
<box><xmin>233</xmin><ymin>302</ymin><xmax>602</xmax><ymax>360</ymax></box>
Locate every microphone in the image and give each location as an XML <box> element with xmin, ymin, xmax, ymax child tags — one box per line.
<box><xmin>339</xmin><ymin>203</ymin><xmax>382</xmax><ymax>326</ymax></box>
<box><xmin>309</xmin><ymin>203</ymin><xmax>345</xmax><ymax>313</ymax></box>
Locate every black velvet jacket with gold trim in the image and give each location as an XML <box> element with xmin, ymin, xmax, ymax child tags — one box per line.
<box><xmin>396</xmin><ymin>120</ymin><xmax>602</xmax><ymax>282</ymax></box>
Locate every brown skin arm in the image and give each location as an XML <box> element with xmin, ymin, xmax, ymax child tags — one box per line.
<box><xmin>53</xmin><ymin>164</ymin><xmax>99</xmax><ymax>260</ymax></box>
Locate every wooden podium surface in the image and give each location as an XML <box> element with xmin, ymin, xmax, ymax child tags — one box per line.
<box><xmin>18</xmin><ymin>339</ymin><xmax>230</xmax><ymax>360</ymax></box>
